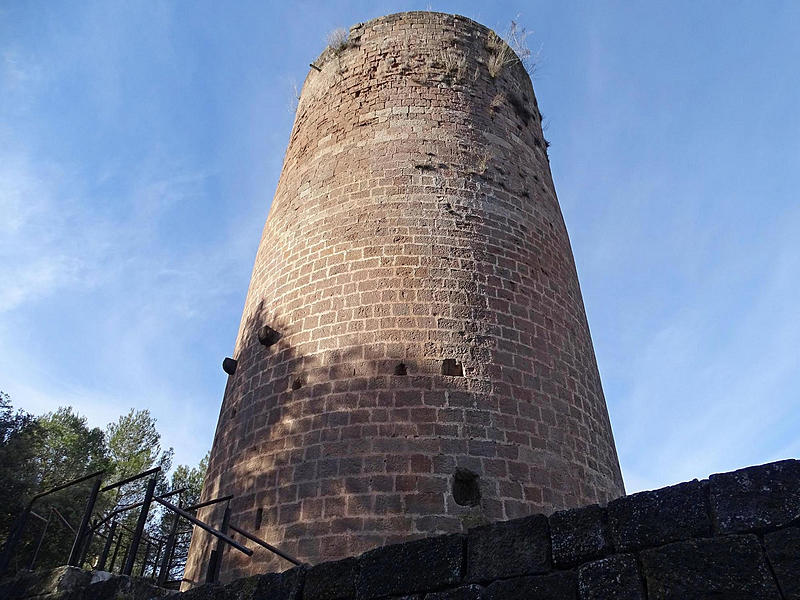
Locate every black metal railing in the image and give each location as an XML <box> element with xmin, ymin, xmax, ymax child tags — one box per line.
<box><xmin>0</xmin><ymin>469</ymin><xmax>105</xmax><ymax>576</ymax></box>
<box><xmin>0</xmin><ymin>467</ymin><xmax>300</xmax><ymax>585</ymax></box>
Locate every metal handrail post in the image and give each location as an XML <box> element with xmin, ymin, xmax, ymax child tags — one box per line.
<box><xmin>77</xmin><ymin>527</ymin><xmax>95</xmax><ymax>568</ymax></box>
<box><xmin>109</xmin><ymin>529</ymin><xmax>124</xmax><ymax>572</ymax></box>
<box><xmin>139</xmin><ymin>540</ymin><xmax>151</xmax><ymax>577</ymax></box>
<box><xmin>0</xmin><ymin>508</ymin><xmax>30</xmax><ymax>576</ymax></box>
<box><xmin>206</xmin><ymin>549</ymin><xmax>219</xmax><ymax>584</ymax></box>
<box><xmin>151</xmin><ymin>543</ymin><xmax>162</xmax><ymax>579</ymax></box>
<box><xmin>120</xmin><ymin>539</ymin><xmax>131</xmax><ymax>575</ymax></box>
<box><xmin>98</xmin><ymin>521</ymin><xmax>117</xmax><ymax>571</ymax></box>
<box><xmin>208</xmin><ymin>502</ymin><xmax>231</xmax><ymax>583</ymax></box>
<box><xmin>157</xmin><ymin>509</ymin><xmax>181</xmax><ymax>586</ymax></box>
<box><xmin>0</xmin><ymin>469</ymin><xmax>104</xmax><ymax>577</ymax></box>
<box><xmin>122</xmin><ymin>476</ymin><xmax>156</xmax><ymax>575</ymax></box>
<box><xmin>68</xmin><ymin>478</ymin><xmax>102</xmax><ymax>566</ymax></box>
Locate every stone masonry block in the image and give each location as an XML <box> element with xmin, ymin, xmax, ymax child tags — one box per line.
<box><xmin>223</xmin><ymin>567</ymin><xmax>306</xmax><ymax>600</ymax></box>
<box><xmin>0</xmin><ymin>566</ymin><xmax>91</xmax><ymax>600</ymax></box>
<box><xmin>356</xmin><ymin>533</ymin><xmax>463</xmax><ymax>599</ymax></box>
<box><xmin>607</xmin><ymin>479</ymin><xmax>710</xmax><ymax>551</ymax></box>
<box><xmin>82</xmin><ymin>573</ymin><xmax>173</xmax><ymax>600</ymax></box>
<box><xmin>577</xmin><ymin>554</ymin><xmax>645</xmax><ymax>600</ymax></box>
<box><xmin>764</xmin><ymin>526</ymin><xmax>800</xmax><ymax>600</ymax></box>
<box><xmin>710</xmin><ymin>459</ymin><xmax>800</xmax><ymax>533</ymax></box>
<box><xmin>640</xmin><ymin>534</ymin><xmax>780</xmax><ymax>599</ymax></box>
<box><xmin>485</xmin><ymin>571</ymin><xmax>577</xmax><ymax>600</ymax></box>
<box><xmin>176</xmin><ymin>583</ymin><xmax>227</xmax><ymax>600</ymax></box>
<box><xmin>467</xmin><ymin>514</ymin><xmax>551</xmax><ymax>583</ymax></box>
<box><xmin>303</xmin><ymin>557</ymin><xmax>358</xmax><ymax>600</ymax></box>
<box><xmin>426</xmin><ymin>584</ymin><xmax>484</xmax><ymax>600</ymax></box>
<box><xmin>549</xmin><ymin>504</ymin><xmax>611</xmax><ymax>566</ymax></box>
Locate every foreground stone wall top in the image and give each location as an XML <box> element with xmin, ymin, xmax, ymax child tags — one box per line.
<box><xmin>176</xmin><ymin>459</ymin><xmax>799</xmax><ymax>600</ymax></box>
<box><xmin>0</xmin><ymin>566</ymin><xmax>171</xmax><ymax>600</ymax></box>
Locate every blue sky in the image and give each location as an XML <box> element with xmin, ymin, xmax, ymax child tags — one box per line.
<box><xmin>2</xmin><ymin>1</ymin><xmax>798</xmax><ymax>493</ymax></box>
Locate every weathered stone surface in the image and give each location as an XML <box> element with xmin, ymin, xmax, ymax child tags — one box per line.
<box><xmin>0</xmin><ymin>567</ymin><xmax>175</xmax><ymax>600</ymax></box>
<box><xmin>81</xmin><ymin>573</ymin><xmax>172</xmax><ymax>600</ymax></box>
<box><xmin>174</xmin><ymin>582</ymin><xmax>226</xmax><ymax>600</ymax></box>
<box><xmin>176</xmin><ymin>568</ymin><xmax>304</xmax><ymax>600</ymax></box>
<box><xmin>225</xmin><ymin>568</ymin><xmax>305</xmax><ymax>600</ymax></box>
<box><xmin>607</xmin><ymin>479</ymin><xmax>710</xmax><ymax>551</ymax></box>
<box><xmin>9</xmin><ymin>456</ymin><xmax>800</xmax><ymax>600</ymax></box>
<box><xmin>710</xmin><ymin>459</ymin><xmax>800</xmax><ymax>533</ymax></box>
<box><xmin>356</xmin><ymin>534</ymin><xmax>463</xmax><ymax>599</ymax></box>
<box><xmin>640</xmin><ymin>534</ymin><xmax>780</xmax><ymax>599</ymax></box>
<box><xmin>765</xmin><ymin>526</ymin><xmax>800</xmax><ymax>600</ymax></box>
<box><xmin>0</xmin><ymin>566</ymin><xmax>91</xmax><ymax>600</ymax></box>
<box><xmin>549</xmin><ymin>504</ymin><xmax>610</xmax><ymax>566</ymax></box>
<box><xmin>426</xmin><ymin>584</ymin><xmax>484</xmax><ymax>600</ymax></box>
<box><xmin>466</xmin><ymin>515</ymin><xmax>550</xmax><ymax>582</ymax></box>
<box><xmin>578</xmin><ymin>554</ymin><xmax>644</xmax><ymax>600</ymax></box>
<box><xmin>303</xmin><ymin>558</ymin><xmax>357</xmax><ymax>600</ymax></box>
<box><xmin>484</xmin><ymin>571</ymin><xmax>576</xmax><ymax>600</ymax></box>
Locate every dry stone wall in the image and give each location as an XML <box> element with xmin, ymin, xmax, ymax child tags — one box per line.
<box><xmin>185</xmin><ymin>11</ymin><xmax>624</xmax><ymax>584</ymax></box>
<box><xmin>176</xmin><ymin>460</ymin><xmax>800</xmax><ymax>600</ymax></box>
<box><xmin>0</xmin><ymin>566</ymin><xmax>171</xmax><ymax>600</ymax></box>
<box><xmin>4</xmin><ymin>460</ymin><xmax>798</xmax><ymax>599</ymax></box>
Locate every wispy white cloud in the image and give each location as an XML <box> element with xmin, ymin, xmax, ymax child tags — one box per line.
<box><xmin>0</xmin><ymin>156</ymin><xmax>85</xmax><ymax>311</ymax></box>
<box><xmin>613</xmin><ymin>209</ymin><xmax>800</xmax><ymax>492</ymax></box>
<box><xmin>2</xmin><ymin>49</ymin><xmax>44</xmax><ymax>95</ymax></box>
<box><xmin>4</xmin><ymin>1</ymin><xmax>798</xmax><ymax>490</ymax></box>
<box><xmin>0</xmin><ymin>141</ymin><xmax>247</xmax><ymax>468</ymax></box>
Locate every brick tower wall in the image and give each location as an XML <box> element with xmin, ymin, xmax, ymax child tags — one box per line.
<box><xmin>184</xmin><ymin>11</ymin><xmax>625</xmax><ymax>586</ymax></box>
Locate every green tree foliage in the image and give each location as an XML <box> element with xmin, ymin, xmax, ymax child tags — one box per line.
<box><xmin>26</xmin><ymin>409</ymin><xmax>111</xmax><ymax>571</ymax></box>
<box><xmin>106</xmin><ymin>409</ymin><xmax>173</xmax><ymax>504</ymax></box>
<box><xmin>0</xmin><ymin>396</ymin><xmax>206</xmax><ymax>584</ymax></box>
<box><xmin>0</xmin><ymin>392</ymin><xmax>42</xmax><ymax>537</ymax></box>
<box><xmin>0</xmin><ymin>400</ymin><xmax>113</xmax><ymax>573</ymax></box>
<box><xmin>170</xmin><ymin>453</ymin><xmax>208</xmax><ymax>508</ymax></box>
<box><xmin>36</xmin><ymin>408</ymin><xmax>110</xmax><ymax>486</ymax></box>
<box><xmin>87</xmin><ymin>409</ymin><xmax>174</xmax><ymax>577</ymax></box>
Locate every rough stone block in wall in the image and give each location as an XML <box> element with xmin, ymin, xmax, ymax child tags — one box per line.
<box><xmin>221</xmin><ymin>569</ymin><xmax>305</xmax><ymax>600</ymax></box>
<box><xmin>606</xmin><ymin>479</ymin><xmax>711</xmax><ymax>551</ymax></box>
<box><xmin>577</xmin><ymin>554</ymin><xmax>645</xmax><ymax>600</ymax></box>
<box><xmin>0</xmin><ymin>566</ymin><xmax>91</xmax><ymax>600</ymax></box>
<box><xmin>183</xmin><ymin>10</ymin><xmax>625</xmax><ymax>585</ymax></box>
<box><xmin>765</xmin><ymin>526</ymin><xmax>800</xmax><ymax>600</ymax></box>
<box><xmin>639</xmin><ymin>535</ymin><xmax>780</xmax><ymax>600</ymax></box>
<box><xmin>355</xmin><ymin>534</ymin><xmax>463</xmax><ymax>599</ymax></box>
<box><xmin>466</xmin><ymin>514</ymin><xmax>550</xmax><ymax>582</ymax></box>
<box><xmin>709</xmin><ymin>458</ymin><xmax>800</xmax><ymax>534</ymax></box>
<box><xmin>426</xmin><ymin>585</ymin><xmax>484</xmax><ymax>600</ymax></box>
<box><xmin>484</xmin><ymin>571</ymin><xmax>577</xmax><ymax>600</ymax></box>
<box><xmin>549</xmin><ymin>503</ymin><xmax>611</xmax><ymax>566</ymax></box>
<box><xmin>302</xmin><ymin>557</ymin><xmax>357</xmax><ymax>600</ymax></box>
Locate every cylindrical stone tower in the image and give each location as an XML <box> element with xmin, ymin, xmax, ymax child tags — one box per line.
<box><xmin>185</xmin><ymin>11</ymin><xmax>624</xmax><ymax>585</ymax></box>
